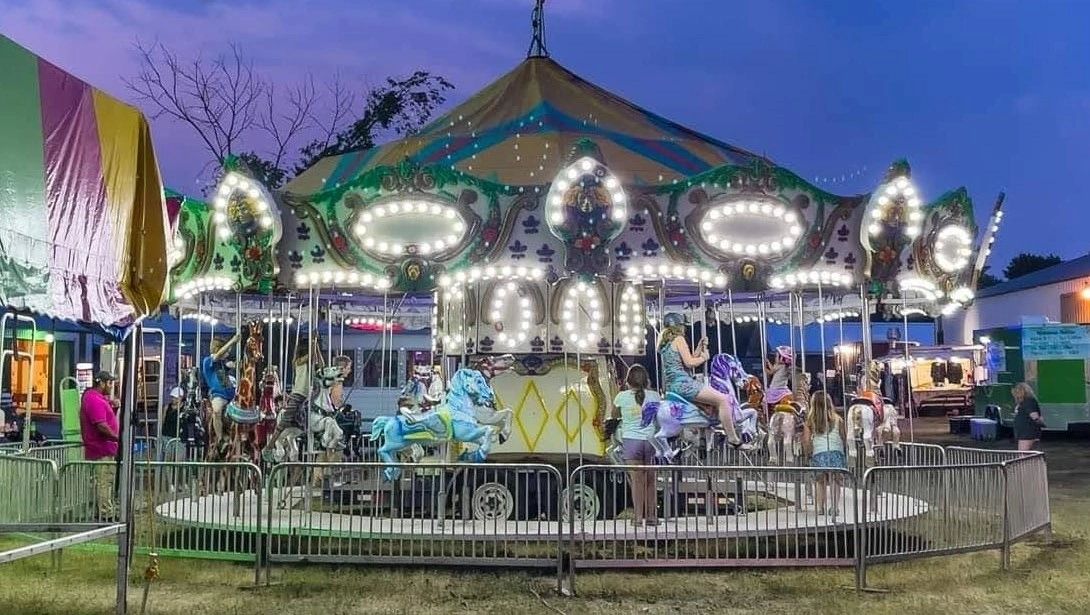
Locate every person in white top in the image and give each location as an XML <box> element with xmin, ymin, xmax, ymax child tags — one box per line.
<box><xmin>803</xmin><ymin>392</ymin><xmax>847</xmax><ymax>517</ymax></box>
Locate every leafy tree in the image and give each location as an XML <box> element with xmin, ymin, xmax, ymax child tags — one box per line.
<box><xmin>294</xmin><ymin>71</ymin><xmax>453</xmax><ymax>174</ymax></box>
<box><xmin>1003</xmin><ymin>252</ymin><xmax>1062</xmax><ymax>280</ymax></box>
<box><xmin>976</xmin><ymin>265</ymin><xmax>1001</xmax><ymax>288</ymax></box>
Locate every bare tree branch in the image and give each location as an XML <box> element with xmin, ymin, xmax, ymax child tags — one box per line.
<box><xmin>125</xmin><ymin>41</ymin><xmax>264</xmax><ymax>166</ymax></box>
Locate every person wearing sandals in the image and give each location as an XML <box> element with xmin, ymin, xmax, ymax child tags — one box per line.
<box><xmin>1012</xmin><ymin>382</ymin><xmax>1044</xmax><ymax>451</ymax></box>
<box><xmin>803</xmin><ymin>392</ymin><xmax>846</xmax><ymax>517</ymax></box>
<box><xmin>611</xmin><ymin>365</ymin><xmax>660</xmax><ymax>527</ymax></box>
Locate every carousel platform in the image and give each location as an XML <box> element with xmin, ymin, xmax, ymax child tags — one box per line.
<box><xmin>152</xmin><ymin>482</ymin><xmax>929</xmax><ymax>541</ymax></box>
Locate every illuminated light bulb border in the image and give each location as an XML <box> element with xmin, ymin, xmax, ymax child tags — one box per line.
<box><xmin>440</xmin><ymin>286</ymin><xmax>467</xmax><ymax>352</ymax></box>
<box><xmin>949</xmin><ymin>286</ymin><xmax>975</xmax><ymax>304</ymax></box>
<box><xmin>180</xmin><ymin>313</ymin><xmax>220</xmax><ymax>326</ymax></box>
<box><xmin>616</xmin><ymin>284</ymin><xmax>645</xmax><ymax>354</ymax></box>
<box><xmin>934</xmin><ymin>225</ymin><xmax>973</xmax><ymax>273</ymax></box>
<box><xmin>770</xmin><ymin>268</ymin><xmax>853</xmax><ymax>290</ymax></box>
<box><xmin>176</xmin><ymin>275</ymin><xmax>234</xmax><ymax>300</ymax></box>
<box><xmin>817</xmin><ymin>309</ymin><xmax>862</xmax><ymax>323</ymax></box>
<box><xmin>260</xmin><ymin>316</ymin><xmax>296</xmax><ymax>324</ymax></box>
<box><xmin>698</xmin><ymin>200</ymin><xmax>803</xmax><ymax>257</ymax></box>
<box><xmin>623</xmin><ymin>262</ymin><xmax>728</xmax><ymax>288</ymax></box>
<box><xmin>489</xmin><ymin>281</ymin><xmax>535</xmax><ymax>348</ymax></box>
<box><xmin>897</xmin><ymin>275</ymin><xmax>943</xmax><ymax>301</ymax></box>
<box><xmin>344</xmin><ymin>316</ymin><xmax>394</xmax><ymax>330</ymax></box>
<box><xmin>353</xmin><ymin>198</ymin><xmax>467</xmax><ymax>257</ymax></box>
<box><xmin>545</xmin><ymin>156</ymin><xmax>627</xmax><ymax>228</ymax></box>
<box><xmin>733</xmin><ymin>315</ymin><xmax>785</xmax><ymax>325</ymax></box>
<box><xmin>438</xmin><ymin>264</ymin><xmax>546</xmax><ymax>288</ymax></box>
<box><xmin>168</xmin><ymin>234</ymin><xmax>187</xmax><ymax>267</ymax></box>
<box><xmin>560</xmin><ymin>281</ymin><xmax>604</xmax><ymax>351</ymax></box>
<box><xmin>293</xmin><ymin>269</ymin><xmax>393</xmax><ymax>291</ymax></box>
<box><xmin>213</xmin><ymin>172</ymin><xmax>275</xmax><ymax>241</ymax></box>
<box><xmin>868</xmin><ymin>175</ymin><xmax>922</xmax><ymax>238</ymax></box>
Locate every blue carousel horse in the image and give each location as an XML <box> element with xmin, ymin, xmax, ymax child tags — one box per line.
<box><xmin>370</xmin><ymin>355</ymin><xmax>515</xmax><ymax>481</ymax></box>
<box><xmin>640</xmin><ymin>354</ymin><xmax>759</xmax><ymax>461</ymax></box>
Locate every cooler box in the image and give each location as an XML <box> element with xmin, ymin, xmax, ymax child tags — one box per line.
<box><xmin>970</xmin><ymin>418</ymin><xmax>998</xmax><ymax>441</ymax></box>
<box><xmin>949</xmin><ymin>416</ymin><xmax>972</xmax><ymax>435</ymax></box>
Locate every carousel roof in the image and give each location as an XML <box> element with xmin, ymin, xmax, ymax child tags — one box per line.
<box><xmin>287</xmin><ymin>57</ymin><xmax>768</xmax><ymax>194</ymax></box>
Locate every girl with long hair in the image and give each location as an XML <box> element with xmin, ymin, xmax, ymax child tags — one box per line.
<box><xmin>657</xmin><ymin>313</ymin><xmax>742</xmax><ymax>446</ymax></box>
<box><xmin>610</xmin><ymin>364</ymin><xmax>660</xmax><ymax>526</ymax></box>
<box><xmin>803</xmin><ymin>392</ymin><xmax>846</xmax><ymax>517</ymax></box>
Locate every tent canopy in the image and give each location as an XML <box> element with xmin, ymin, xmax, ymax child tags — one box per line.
<box><xmin>288</xmin><ymin>57</ymin><xmax>768</xmax><ymax>193</ymax></box>
<box><xmin>0</xmin><ymin>34</ymin><xmax>168</xmax><ymax>328</ymax></box>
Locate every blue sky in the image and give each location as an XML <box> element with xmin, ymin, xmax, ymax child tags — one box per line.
<box><xmin>2</xmin><ymin>0</ymin><xmax>1088</xmax><ymax>270</ymax></box>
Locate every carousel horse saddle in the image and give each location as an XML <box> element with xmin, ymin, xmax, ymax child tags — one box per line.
<box><xmin>664</xmin><ymin>392</ymin><xmax>720</xmax><ymax>424</ymax></box>
<box><xmin>226</xmin><ymin>403</ymin><xmax>262</xmax><ymax>425</ymax></box>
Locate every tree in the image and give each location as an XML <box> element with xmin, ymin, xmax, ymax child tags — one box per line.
<box><xmin>1003</xmin><ymin>252</ymin><xmax>1062</xmax><ymax>281</ymax></box>
<box><xmin>977</xmin><ymin>265</ymin><xmax>1001</xmax><ymax>289</ymax></box>
<box><xmin>125</xmin><ymin>42</ymin><xmax>452</xmax><ymax>189</ymax></box>
<box><xmin>294</xmin><ymin>71</ymin><xmax>453</xmax><ymax>174</ymax></box>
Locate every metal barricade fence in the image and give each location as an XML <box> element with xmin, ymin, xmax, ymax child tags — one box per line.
<box><xmin>945</xmin><ymin>446</ymin><xmax>1035</xmax><ymax>466</ymax></box>
<box><xmin>56</xmin><ymin>461</ymin><xmax>263</xmax><ymax>573</ymax></box>
<box><xmin>566</xmin><ymin>464</ymin><xmax>857</xmax><ymax>576</ymax></box>
<box><xmin>875</xmin><ymin>442</ymin><xmax>946</xmax><ymax>467</ymax></box>
<box><xmin>858</xmin><ymin>463</ymin><xmax>1007</xmax><ymax>589</ymax></box>
<box><xmin>21</xmin><ymin>441</ymin><xmax>84</xmax><ymax>466</ymax></box>
<box><xmin>264</xmin><ymin>461</ymin><xmax>564</xmax><ymax>585</ymax></box>
<box><xmin>1002</xmin><ymin>452</ymin><xmax>1050</xmax><ymax>544</ymax></box>
<box><xmin>0</xmin><ymin>454</ymin><xmax>58</xmax><ymax>525</ymax></box>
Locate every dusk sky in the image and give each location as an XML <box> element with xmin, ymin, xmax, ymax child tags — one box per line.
<box><xmin>2</xmin><ymin>0</ymin><xmax>1088</xmax><ymax>270</ymax></box>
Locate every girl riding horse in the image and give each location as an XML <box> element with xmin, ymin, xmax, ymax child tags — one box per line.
<box><xmin>658</xmin><ymin>312</ymin><xmax>742</xmax><ymax>447</ymax></box>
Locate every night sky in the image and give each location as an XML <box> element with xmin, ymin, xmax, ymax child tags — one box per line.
<box><xmin>2</xmin><ymin>0</ymin><xmax>1088</xmax><ymax>270</ymax></box>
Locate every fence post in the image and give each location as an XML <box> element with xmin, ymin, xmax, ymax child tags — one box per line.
<box><xmin>855</xmin><ymin>468</ymin><xmax>867</xmax><ymax>592</ymax></box>
<box><xmin>1000</xmin><ymin>464</ymin><xmax>1011</xmax><ymax>571</ymax></box>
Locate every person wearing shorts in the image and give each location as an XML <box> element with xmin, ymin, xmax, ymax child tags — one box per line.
<box><xmin>201</xmin><ymin>332</ymin><xmax>242</xmax><ymax>448</ymax></box>
<box><xmin>612</xmin><ymin>364</ymin><xmax>660</xmax><ymax>527</ymax></box>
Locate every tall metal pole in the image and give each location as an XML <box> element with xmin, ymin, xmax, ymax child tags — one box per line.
<box><xmin>817</xmin><ymin>283</ymin><xmax>829</xmax><ymax>403</ymax></box>
<box><xmin>902</xmin><ymin>294</ymin><xmax>915</xmax><ymax>442</ymax></box>
<box><xmin>714</xmin><ymin>302</ymin><xmax>723</xmax><ymax>357</ymax></box>
<box><xmin>698</xmin><ymin>287</ymin><xmax>708</xmax><ymax>377</ymax></box>
<box><xmin>838</xmin><ymin>315</ymin><xmax>848</xmax><ymax>408</ymax></box>
<box><xmin>235</xmin><ymin>292</ymin><xmax>243</xmax><ymax>382</ymax></box>
<box><xmin>115</xmin><ymin>325</ymin><xmax>139</xmax><ymax>615</ymax></box>
<box><xmin>727</xmin><ymin>289</ymin><xmax>738</xmax><ymax>355</ymax></box>
<box><xmin>757</xmin><ymin>297</ymin><xmax>771</xmax><ymax>422</ymax></box>
<box><xmin>859</xmin><ymin>284</ymin><xmax>874</xmax><ymax>394</ymax></box>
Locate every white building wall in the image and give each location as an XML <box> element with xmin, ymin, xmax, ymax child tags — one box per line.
<box><xmin>947</xmin><ymin>276</ymin><xmax>1090</xmax><ymax>343</ymax></box>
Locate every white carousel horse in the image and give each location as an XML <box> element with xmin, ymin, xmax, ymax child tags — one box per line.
<box><xmin>846</xmin><ymin>391</ymin><xmax>902</xmax><ymax>465</ymax></box>
<box><xmin>263</xmin><ymin>360</ymin><xmax>348</xmax><ymax>464</ymax></box>
<box><xmin>766</xmin><ymin>370</ymin><xmax>810</xmax><ymax>465</ymax></box>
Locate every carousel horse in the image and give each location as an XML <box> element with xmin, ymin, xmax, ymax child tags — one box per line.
<box><xmin>640</xmin><ymin>353</ymin><xmax>757</xmax><ymax>462</ymax></box>
<box><xmin>399</xmin><ymin>365</ymin><xmax>444</xmax><ymax>410</ymax></box>
<box><xmin>220</xmin><ymin>323</ymin><xmax>264</xmax><ymax>464</ymax></box>
<box><xmin>400</xmin><ymin>355</ymin><xmax>514</xmax><ymax>444</ymax></box>
<box><xmin>845</xmin><ymin>390</ymin><xmax>902</xmax><ymax>466</ymax></box>
<box><xmin>766</xmin><ymin>369</ymin><xmax>809</xmax><ymax>465</ymax></box>
<box><xmin>262</xmin><ymin>358</ymin><xmax>348</xmax><ymax>464</ymax></box>
<box><xmin>254</xmin><ymin>368</ymin><xmax>281</xmax><ymax>453</ymax></box>
<box><xmin>371</xmin><ymin>355</ymin><xmax>515</xmax><ymax>481</ymax></box>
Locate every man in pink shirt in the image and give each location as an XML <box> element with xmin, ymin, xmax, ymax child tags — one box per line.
<box><xmin>80</xmin><ymin>371</ymin><xmax>120</xmax><ymax>518</ymax></box>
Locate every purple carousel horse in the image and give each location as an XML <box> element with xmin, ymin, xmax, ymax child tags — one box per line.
<box><xmin>640</xmin><ymin>354</ymin><xmax>759</xmax><ymax>461</ymax></box>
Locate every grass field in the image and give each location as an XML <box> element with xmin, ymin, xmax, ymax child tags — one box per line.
<box><xmin>3</xmin><ymin>421</ymin><xmax>1087</xmax><ymax>615</ymax></box>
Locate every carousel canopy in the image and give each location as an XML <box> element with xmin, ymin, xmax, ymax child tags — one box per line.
<box><xmin>288</xmin><ymin>57</ymin><xmax>768</xmax><ymax>193</ymax></box>
<box><xmin>0</xmin><ymin>34</ymin><xmax>169</xmax><ymax>326</ymax></box>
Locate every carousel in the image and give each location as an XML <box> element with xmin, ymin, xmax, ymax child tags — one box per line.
<box><xmin>162</xmin><ymin>11</ymin><xmax>1003</xmax><ymax>528</ymax></box>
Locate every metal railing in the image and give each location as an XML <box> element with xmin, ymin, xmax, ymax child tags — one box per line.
<box><xmin>0</xmin><ymin>444</ymin><xmax>1054</xmax><ymax>595</ymax></box>
<box><xmin>945</xmin><ymin>446</ymin><xmax>1037</xmax><ymax>466</ymax></box>
<box><xmin>567</xmin><ymin>464</ymin><xmax>856</xmax><ymax>577</ymax></box>
<box><xmin>874</xmin><ymin>442</ymin><xmax>946</xmax><ymax>467</ymax></box>
<box><xmin>0</xmin><ymin>455</ymin><xmax>58</xmax><ymax>525</ymax></box>
<box><xmin>264</xmin><ymin>461</ymin><xmax>564</xmax><ymax>586</ymax></box>
<box><xmin>1001</xmin><ymin>453</ymin><xmax>1051</xmax><ymax>545</ymax></box>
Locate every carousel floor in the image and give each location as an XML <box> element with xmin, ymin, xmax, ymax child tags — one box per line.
<box><xmin>152</xmin><ymin>481</ymin><xmax>929</xmax><ymax>541</ymax></box>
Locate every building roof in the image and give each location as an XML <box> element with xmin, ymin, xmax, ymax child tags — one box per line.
<box><xmin>287</xmin><ymin>56</ymin><xmax>768</xmax><ymax>193</ymax></box>
<box><xmin>977</xmin><ymin>253</ymin><xmax>1090</xmax><ymax>298</ymax></box>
